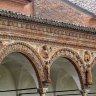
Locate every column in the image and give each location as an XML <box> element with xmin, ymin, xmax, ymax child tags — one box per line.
<box><xmin>38</xmin><ymin>88</ymin><xmax>48</xmax><ymax>96</ymax></box>
<box><xmin>82</xmin><ymin>89</ymin><xmax>89</xmax><ymax>96</ymax></box>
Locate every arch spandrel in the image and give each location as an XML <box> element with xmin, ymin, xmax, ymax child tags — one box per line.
<box><xmin>49</xmin><ymin>48</ymin><xmax>85</xmax><ymax>89</ymax></box>
<box><xmin>0</xmin><ymin>41</ymin><xmax>45</xmax><ymax>87</ymax></box>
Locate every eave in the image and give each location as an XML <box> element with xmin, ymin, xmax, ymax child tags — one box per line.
<box><xmin>0</xmin><ymin>10</ymin><xmax>96</xmax><ymax>34</ymax></box>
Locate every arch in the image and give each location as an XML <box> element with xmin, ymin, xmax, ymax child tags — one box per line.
<box><xmin>0</xmin><ymin>41</ymin><xmax>45</xmax><ymax>88</ymax></box>
<box><xmin>50</xmin><ymin>48</ymin><xmax>85</xmax><ymax>89</ymax></box>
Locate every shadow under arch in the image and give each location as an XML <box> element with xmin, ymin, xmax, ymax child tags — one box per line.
<box><xmin>0</xmin><ymin>42</ymin><xmax>45</xmax><ymax>88</ymax></box>
<box><xmin>0</xmin><ymin>64</ymin><xmax>17</xmax><ymax>96</ymax></box>
<box><xmin>49</xmin><ymin>48</ymin><xmax>85</xmax><ymax>90</ymax></box>
<box><xmin>89</xmin><ymin>57</ymin><xmax>96</xmax><ymax>94</ymax></box>
<box><xmin>91</xmin><ymin>57</ymin><xmax>96</xmax><ymax>68</ymax></box>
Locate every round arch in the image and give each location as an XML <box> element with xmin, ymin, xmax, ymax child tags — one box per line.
<box><xmin>0</xmin><ymin>42</ymin><xmax>45</xmax><ymax>88</ymax></box>
<box><xmin>49</xmin><ymin>48</ymin><xmax>85</xmax><ymax>89</ymax></box>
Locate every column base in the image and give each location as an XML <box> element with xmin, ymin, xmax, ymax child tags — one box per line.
<box><xmin>38</xmin><ymin>88</ymin><xmax>48</xmax><ymax>96</ymax></box>
<box><xmin>82</xmin><ymin>89</ymin><xmax>90</xmax><ymax>96</ymax></box>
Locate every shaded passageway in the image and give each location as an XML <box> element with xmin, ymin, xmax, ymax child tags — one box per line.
<box><xmin>89</xmin><ymin>64</ymin><xmax>96</xmax><ymax>96</ymax></box>
<box><xmin>0</xmin><ymin>53</ymin><xmax>40</xmax><ymax>96</ymax></box>
<box><xmin>47</xmin><ymin>57</ymin><xmax>82</xmax><ymax>96</ymax></box>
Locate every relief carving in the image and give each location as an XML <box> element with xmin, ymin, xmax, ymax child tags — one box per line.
<box><xmin>40</xmin><ymin>45</ymin><xmax>49</xmax><ymax>59</ymax></box>
<box><xmin>86</xmin><ymin>65</ymin><xmax>93</xmax><ymax>86</ymax></box>
<box><xmin>44</xmin><ymin>61</ymin><xmax>51</xmax><ymax>83</ymax></box>
<box><xmin>84</xmin><ymin>51</ymin><xmax>91</xmax><ymax>63</ymax></box>
<box><xmin>39</xmin><ymin>45</ymin><xmax>52</xmax><ymax>83</ymax></box>
<box><xmin>50</xmin><ymin>48</ymin><xmax>85</xmax><ymax>88</ymax></box>
<box><xmin>0</xmin><ymin>42</ymin><xmax>45</xmax><ymax>84</ymax></box>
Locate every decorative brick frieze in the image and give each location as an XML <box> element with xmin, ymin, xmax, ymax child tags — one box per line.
<box><xmin>34</xmin><ymin>0</ymin><xmax>96</xmax><ymax>27</ymax></box>
<box><xmin>0</xmin><ymin>18</ymin><xmax>96</xmax><ymax>50</ymax></box>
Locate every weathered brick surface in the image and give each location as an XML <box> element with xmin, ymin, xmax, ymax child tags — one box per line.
<box><xmin>9</xmin><ymin>0</ymin><xmax>30</xmax><ymax>4</ymax></box>
<box><xmin>0</xmin><ymin>0</ymin><xmax>95</xmax><ymax>27</ymax></box>
<box><xmin>0</xmin><ymin>0</ymin><xmax>33</xmax><ymax>15</ymax></box>
<box><xmin>34</xmin><ymin>0</ymin><xmax>95</xmax><ymax>27</ymax></box>
<box><xmin>89</xmin><ymin>18</ymin><xmax>96</xmax><ymax>28</ymax></box>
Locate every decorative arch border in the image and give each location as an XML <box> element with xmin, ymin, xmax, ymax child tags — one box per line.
<box><xmin>0</xmin><ymin>41</ymin><xmax>45</xmax><ymax>88</ymax></box>
<box><xmin>49</xmin><ymin>48</ymin><xmax>85</xmax><ymax>89</ymax></box>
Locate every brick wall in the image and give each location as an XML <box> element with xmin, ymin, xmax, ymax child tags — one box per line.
<box><xmin>0</xmin><ymin>0</ymin><xmax>33</xmax><ymax>15</ymax></box>
<box><xmin>89</xmin><ymin>18</ymin><xmax>96</xmax><ymax>28</ymax></box>
<box><xmin>34</xmin><ymin>0</ymin><xmax>95</xmax><ymax>27</ymax></box>
<box><xmin>0</xmin><ymin>0</ymin><xmax>95</xmax><ymax>27</ymax></box>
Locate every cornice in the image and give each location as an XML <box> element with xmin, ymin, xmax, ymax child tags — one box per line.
<box><xmin>0</xmin><ymin>17</ymin><xmax>96</xmax><ymax>41</ymax></box>
<box><xmin>0</xmin><ymin>11</ymin><xmax>96</xmax><ymax>50</ymax></box>
<box><xmin>0</xmin><ymin>31</ymin><xmax>96</xmax><ymax>51</ymax></box>
<box><xmin>0</xmin><ymin>10</ymin><xmax>96</xmax><ymax>33</ymax></box>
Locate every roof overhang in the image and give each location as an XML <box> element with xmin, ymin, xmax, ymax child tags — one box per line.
<box><xmin>0</xmin><ymin>10</ymin><xmax>96</xmax><ymax>33</ymax></box>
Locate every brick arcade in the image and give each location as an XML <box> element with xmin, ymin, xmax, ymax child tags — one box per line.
<box><xmin>0</xmin><ymin>0</ymin><xmax>95</xmax><ymax>96</ymax></box>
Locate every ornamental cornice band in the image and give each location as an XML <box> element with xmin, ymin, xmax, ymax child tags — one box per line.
<box><xmin>0</xmin><ymin>18</ymin><xmax>96</xmax><ymax>43</ymax></box>
<box><xmin>0</xmin><ymin>9</ymin><xmax>96</xmax><ymax>33</ymax></box>
<box><xmin>0</xmin><ymin>18</ymin><xmax>96</xmax><ymax>50</ymax></box>
<box><xmin>0</xmin><ymin>34</ymin><xmax>96</xmax><ymax>50</ymax></box>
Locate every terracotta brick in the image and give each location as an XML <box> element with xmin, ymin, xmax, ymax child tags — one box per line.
<box><xmin>0</xmin><ymin>0</ymin><xmax>33</xmax><ymax>15</ymax></box>
<box><xmin>0</xmin><ymin>0</ymin><xmax>95</xmax><ymax>27</ymax></box>
<box><xmin>89</xmin><ymin>18</ymin><xmax>96</xmax><ymax>28</ymax></box>
<box><xmin>34</xmin><ymin>0</ymin><xmax>95</xmax><ymax>27</ymax></box>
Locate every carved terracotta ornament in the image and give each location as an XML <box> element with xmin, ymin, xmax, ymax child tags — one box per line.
<box><xmin>39</xmin><ymin>45</ymin><xmax>51</xmax><ymax>83</ymax></box>
<box><xmin>44</xmin><ymin>61</ymin><xmax>51</xmax><ymax>83</ymax></box>
<box><xmin>84</xmin><ymin>51</ymin><xmax>91</xmax><ymax>63</ymax></box>
<box><xmin>40</xmin><ymin>45</ymin><xmax>49</xmax><ymax>59</ymax></box>
<box><xmin>86</xmin><ymin>65</ymin><xmax>93</xmax><ymax>85</ymax></box>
